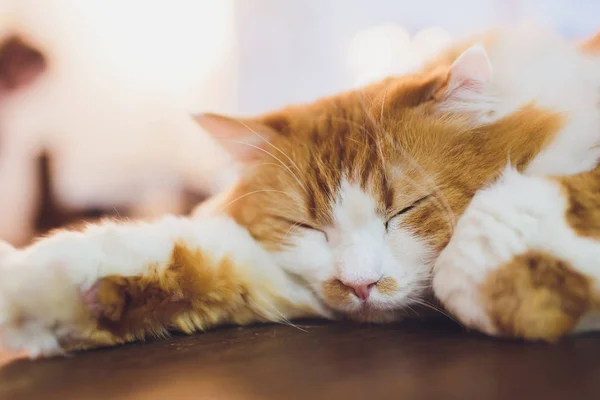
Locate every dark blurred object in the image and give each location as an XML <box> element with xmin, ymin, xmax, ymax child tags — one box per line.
<box><xmin>0</xmin><ymin>35</ymin><xmax>45</xmax><ymax>92</ymax></box>
<box><xmin>33</xmin><ymin>153</ymin><xmax>127</xmax><ymax>235</ymax></box>
<box><xmin>0</xmin><ymin>36</ymin><xmax>208</xmax><ymax>241</ymax></box>
<box><xmin>33</xmin><ymin>153</ymin><xmax>208</xmax><ymax>238</ymax></box>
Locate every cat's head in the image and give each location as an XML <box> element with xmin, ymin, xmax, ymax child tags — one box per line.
<box><xmin>197</xmin><ymin>44</ymin><xmax>562</xmax><ymax>322</ymax></box>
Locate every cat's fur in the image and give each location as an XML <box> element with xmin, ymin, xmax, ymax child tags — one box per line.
<box><xmin>434</xmin><ymin>163</ymin><xmax>600</xmax><ymax>341</ymax></box>
<box><xmin>1</xmin><ymin>26</ymin><xmax>600</xmax><ymax>357</ymax></box>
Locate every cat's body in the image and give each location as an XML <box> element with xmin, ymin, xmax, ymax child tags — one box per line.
<box><xmin>1</xmin><ymin>26</ymin><xmax>600</xmax><ymax>357</ymax></box>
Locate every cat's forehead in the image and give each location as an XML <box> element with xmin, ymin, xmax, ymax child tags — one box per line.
<box><xmin>291</xmin><ymin>122</ymin><xmax>397</xmax><ymax>223</ymax></box>
<box><xmin>331</xmin><ymin>178</ymin><xmax>387</xmax><ymax>229</ymax></box>
<box><xmin>260</xmin><ymin>94</ymin><xmax>453</xmax><ymax>225</ymax></box>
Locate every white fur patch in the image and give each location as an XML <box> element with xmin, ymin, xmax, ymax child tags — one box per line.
<box><xmin>329</xmin><ymin>180</ymin><xmax>386</xmax><ymax>284</ymax></box>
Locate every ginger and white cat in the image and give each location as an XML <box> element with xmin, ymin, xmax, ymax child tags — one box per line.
<box><xmin>1</xmin><ymin>26</ymin><xmax>600</xmax><ymax>358</ymax></box>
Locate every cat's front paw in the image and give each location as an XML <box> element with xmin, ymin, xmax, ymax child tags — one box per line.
<box><xmin>0</xmin><ymin>253</ymin><xmax>95</xmax><ymax>358</ymax></box>
<box><xmin>433</xmin><ymin>169</ymin><xmax>594</xmax><ymax>341</ymax></box>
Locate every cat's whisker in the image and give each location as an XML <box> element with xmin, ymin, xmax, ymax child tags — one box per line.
<box><xmin>250</xmin><ymin>299</ymin><xmax>309</xmax><ymax>333</ymax></box>
<box><xmin>222</xmin><ymin>138</ymin><xmax>308</xmax><ymax>194</ymax></box>
<box><xmin>282</xmin><ymin>221</ymin><xmax>302</xmax><ymax>242</ymax></box>
<box><xmin>408</xmin><ymin>297</ymin><xmax>462</xmax><ymax>326</ymax></box>
<box><xmin>217</xmin><ymin>189</ymin><xmax>299</xmax><ymax>212</ymax></box>
<box><xmin>404</xmin><ymin>304</ymin><xmax>422</xmax><ymax>318</ymax></box>
<box><xmin>236</xmin><ymin>118</ymin><xmax>308</xmax><ymax>186</ymax></box>
<box><xmin>272</xmin><ymin>309</ymin><xmax>309</xmax><ymax>333</ymax></box>
<box><xmin>250</xmin><ymin>162</ymin><xmax>310</xmax><ymax>193</ymax></box>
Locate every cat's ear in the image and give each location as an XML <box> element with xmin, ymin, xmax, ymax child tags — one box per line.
<box><xmin>436</xmin><ymin>44</ymin><xmax>493</xmax><ymax>102</ymax></box>
<box><xmin>396</xmin><ymin>44</ymin><xmax>493</xmax><ymax>109</ymax></box>
<box><xmin>194</xmin><ymin>113</ymin><xmax>278</xmax><ymax>163</ymax></box>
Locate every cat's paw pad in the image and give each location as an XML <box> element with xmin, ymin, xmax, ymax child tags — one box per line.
<box><xmin>433</xmin><ymin>169</ymin><xmax>560</xmax><ymax>336</ymax></box>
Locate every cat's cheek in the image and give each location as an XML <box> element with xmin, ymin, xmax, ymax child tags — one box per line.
<box><xmin>388</xmin><ymin>221</ymin><xmax>434</xmax><ymax>251</ymax></box>
<box><xmin>272</xmin><ymin>233</ymin><xmax>333</xmax><ymax>283</ymax></box>
<box><xmin>385</xmin><ymin>226</ymin><xmax>435</xmax><ymax>284</ymax></box>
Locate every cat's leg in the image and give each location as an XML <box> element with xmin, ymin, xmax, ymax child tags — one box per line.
<box><xmin>0</xmin><ymin>215</ymin><xmax>327</xmax><ymax>358</ymax></box>
<box><xmin>433</xmin><ymin>167</ymin><xmax>600</xmax><ymax>341</ymax></box>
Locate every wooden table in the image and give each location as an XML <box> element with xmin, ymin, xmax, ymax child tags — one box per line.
<box><xmin>1</xmin><ymin>319</ymin><xmax>598</xmax><ymax>400</ymax></box>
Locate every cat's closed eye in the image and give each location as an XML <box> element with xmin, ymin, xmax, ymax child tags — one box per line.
<box><xmin>278</xmin><ymin>217</ymin><xmax>329</xmax><ymax>242</ymax></box>
<box><xmin>297</xmin><ymin>222</ymin><xmax>328</xmax><ymax>241</ymax></box>
<box><xmin>385</xmin><ymin>195</ymin><xmax>431</xmax><ymax>231</ymax></box>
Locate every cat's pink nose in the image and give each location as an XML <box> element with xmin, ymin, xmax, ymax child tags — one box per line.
<box><xmin>344</xmin><ymin>281</ymin><xmax>378</xmax><ymax>301</ymax></box>
<box><xmin>352</xmin><ymin>285</ymin><xmax>371</xmax><ymax>300</ymax></box>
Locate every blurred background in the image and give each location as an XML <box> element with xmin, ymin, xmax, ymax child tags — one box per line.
<box><xmin>0</xmin><ymin>0</ymin><xmax>598</xmax><ymax>245</ymax></box>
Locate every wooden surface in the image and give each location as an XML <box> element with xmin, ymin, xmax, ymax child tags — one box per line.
<box><xmin>1</xmin><ymin>319</ymin><xmax>599</xmax><ymax>400</ymax></box>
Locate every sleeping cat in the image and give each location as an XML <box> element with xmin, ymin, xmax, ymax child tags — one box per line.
<box><xmin>1</xmin><ymin>26</ymin><xmax>599</xmax><ymax>357</ymax></box>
